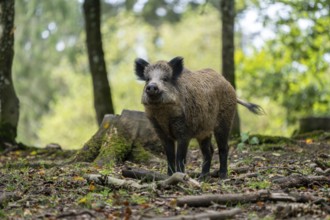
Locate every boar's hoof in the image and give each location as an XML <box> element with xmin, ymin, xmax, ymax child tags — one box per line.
<box><xmin>219</xmin><ymin>172</ymin><xmax>228</xmax><ymax>180</ymax></box>
<box><xmin>198</xmin><ymin>173</ymin><xmax>211</xmax><ymax>182</ymax></box>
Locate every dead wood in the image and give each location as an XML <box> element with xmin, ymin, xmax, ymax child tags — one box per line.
<box><xmin>234</xmin><ymin>172</ymin><xmax>258</xmax><ymax>180</ymax></box>
<box><xmin>121</xmin><ymin>167</ymin><xmax>168</xmax><ymax>182</ymax></box>
<box><xmin>315</xmin><ymin>167</ymin><xmax>330</xmax><ymax>176</ymax></box>
<box><xmin>272</xmin><ymin>175</ymin><xmax>330</xmax><ymax>188</ymax></box>
<box><xmin>315</xmin><ymin>159</ymin><xmax>330</xmax><ymax>169</ymax></box>
<box><xmin>158</xmin><ymin>172</ymin><xmax>200</xmax><ymax>188</ymax></box>
<box><xmin>85</xmin><ymin>172</ymin><xmax>200</xmax><ymax>190</ymax></box>
<box><xmin>143</xmin><ymin>208</ymin><xmax>242</xmax><ymax>220</ymax></box>
<box><xmin>177</xmin><ymin>190</ymin><xmax>325</xmax><ymax>207</ymax></box>
<box><xmin>56</xmin><ymin>210</ymin><xmax>96</xmax><ymax>219</ymax></box>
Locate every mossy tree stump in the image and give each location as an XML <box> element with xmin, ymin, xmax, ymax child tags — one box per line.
<box><xmin>73</xmin><ymin>110</ymin><xmax>163</xmax><ymax>165</ymax></box>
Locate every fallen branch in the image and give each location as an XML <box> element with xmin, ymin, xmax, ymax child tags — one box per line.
<box><xmin>121</xmin><ymin>167</ymin><xmax>168</xmax><ymax>182</ymax></box>
<box><xmin>158</xmin><ymin>172</ymin><xmax>200</xmax><ymax>188</ymax></box>
<box><xmin>56</xmin><ymin>210</ymin><xmax>96</xmax><ymax>219</ymax></box>
<box><xmin>315</xmin><ymin>167</ymin><xmax>330</xmax><ymax>176</ymax></box>
<box><xmin>234</xmin><ymin>172</ymin><xmax>258</xmax><ymax>180</ymax></box>
<box><xmin>177</xmin><ymin>190</ymin><xmax>325</xmax><ymax>207</ymax></box>
<box><xmin>272</xmin><ymin>175</ymin><xmax>330</xmax><ymax>188</ymax></box>
<box><xmin>85</xmin><ymin>172</ymin><xmax>200</xmax><ymax>190</ymax></box>
<box><xmin>143</xmin><ymin>208</ymin><xmax>242</xmax><ymax>220</ymax></box>
<box><xmin>86</xmin><ymin>174</ymin><xmax>147</xmax><ymax>189</ymax></box>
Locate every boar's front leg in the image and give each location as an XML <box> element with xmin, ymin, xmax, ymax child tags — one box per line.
<box><xmin>149</xmin><ymin>118</ymin><xmax>176</xmax><ymax>176</ymax></box>
<box><xmin>170</xmin><ymin>116</ymin><xmax>189</xmax><ymax>173</ymax></box>
<box><xmin>198</xmin><ymin>136</ymin><xmax>214</xmax><ymax>179</ymax></box>
<box><xmin>163</xmin><ymin>139</ymin><xmax>176</xmax><ymax>176</ymax></box>
<box><xmin>176</xmin><ymin>139</ymin><xmax>190</xmax><ymax>173</ymax></box>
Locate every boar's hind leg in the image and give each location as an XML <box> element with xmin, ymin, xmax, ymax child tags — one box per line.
<box><xmin>176</xmin><ymin>139</ymin><xmax>190</xmax><ymax>173</ymax></box>
<box><xmin>198</xmin><ymin>136</ymin><xmax>214</xmax><ymax>179</ymax></box>
<box><xmin>214</xmin><ymin>124</ymin><xmax>230</xmax><ymax>179</ymax></box>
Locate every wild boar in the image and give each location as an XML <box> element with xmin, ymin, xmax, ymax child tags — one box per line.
<box><xmin>134</xmin><ymin>57</ymin><xmax>263</xmax><ymax>179</ymax></box>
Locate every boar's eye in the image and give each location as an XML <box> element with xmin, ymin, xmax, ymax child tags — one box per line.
<box><xmin>162</xmin><ymin>77</ymin><xmax>169</xmax><ymax>82</ymax></box>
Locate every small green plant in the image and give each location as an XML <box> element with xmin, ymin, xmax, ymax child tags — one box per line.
<box><xmin>0</xmin><ymin>209</ymin><xmax>6</xmax><ymax>218</ymax></box>
<box><xmin>247</xmin><ymin>180</ymin><xmax>271</xmax><ymax>189</ymax></box>
<box><xmin>237</xmin><ymin>132</ymin><xmax>260</xmax><ymax>151</ymax></box>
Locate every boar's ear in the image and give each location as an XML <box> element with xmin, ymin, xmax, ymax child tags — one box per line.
<box><xmin>169</xmin><ymin>56</ymin><xmax>184</xmax><ymax>80</ymax></box>
<box><xmin>135</xmin><ymin>58</ymin><xmax>149</xmax><ymax>80</ymax></box>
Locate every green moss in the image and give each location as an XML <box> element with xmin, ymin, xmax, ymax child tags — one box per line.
<box><xmin>292</xmin><ymin>130</ymin><xmax>330</xmax><ymax>140</ymax></box>
<box><xmin>250</xmin><ymin>135</ymin><xmax>295</xmax><ymax>145</ymax></box>
<box><xmin>247</xmin><ymin>180</ymin><xmax>271</xmax><ymax>189</ymax></box>
<box><xmin>95</xmin><ymin>132</ymin><xmax>132</xmax><ymax>165</ymax></box>
<box><xmin>129</xmin><ymin>142</ymin><xmax>152</xmax><ymax>163</ymax></box>
<box><xmin>73</xmin><ymin>136</ymin><xmax>103</xmax><ymax>162</ymax></box>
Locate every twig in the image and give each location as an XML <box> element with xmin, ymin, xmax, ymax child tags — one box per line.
<box><xmin>272</xmin><ymin>175</ymin><xmax>330</xmax><ymax>188</ymax></box>
<box><xmin>122</xmin><ymin>168</ymin><xmax>168</xmax><ymax>182</ymax></box>
<box><xmin>85</xmin><ymin>172</ymin><xmax>200</xmax><ymax>190</ymax></box>
<box><xmin>177</xmin><ymin>190</ymin><xmax>325</xmax><ymax>207</ymax></box>
<box><xmin>258</xmin><ymin>166</ymin><xmax>304</xmax><ymax>175</ymax></box>
<box><xmin>143</xmin><ymin>208</ymin><xmax>242</xmax><ymax>220</ymax></box>
<box><xmin>56</xmin><ymin>210</ymin><xmax>96</xmax><ymax>219</ymax></box>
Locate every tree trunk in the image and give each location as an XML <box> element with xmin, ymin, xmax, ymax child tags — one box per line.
<box><xmin>0</xmin><ymin>0</ymin><xmax>19</xmax><ymax>144</ymax></box>
<box><xmin>221</xmin><ymin>0</ymin><xmax>240</xmax><ymax>136</ymax></box>
<box><xmin>83</xmin><ymin>0</ymin><xmax>114</xmax><ymax>125</ymax></box>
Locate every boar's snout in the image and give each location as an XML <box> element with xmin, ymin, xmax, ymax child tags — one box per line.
<box><xmin>146</xmin><ymin>83</ymin><xmax>161</xmax><ymax>97</ymax></box>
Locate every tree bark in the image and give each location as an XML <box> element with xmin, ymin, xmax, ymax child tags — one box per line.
<box><xmin>0</xmin><ymin>0</ymin><xmax>19</xmax><ymax>144</ymax></box>
<box><xmin>83</xmin><ymin>0</ymin><xmax>114</xmax><ymax>125</ymax></box>
<box><xmin>221</xmin><ymin>0</ymin><xmax>240</xmax><ymax>136</ymax></box>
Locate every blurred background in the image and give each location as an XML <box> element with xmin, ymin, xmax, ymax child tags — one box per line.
<box><xmin>13</xmin><ymin>0</ymin><xmax>330</xmax><ymax>149</ymax></box>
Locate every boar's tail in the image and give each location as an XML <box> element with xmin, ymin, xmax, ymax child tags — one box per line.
<box><xmin>237</xmin><ymin>98</ymin><xmax>265</xmax><ymax>115</ymax></box>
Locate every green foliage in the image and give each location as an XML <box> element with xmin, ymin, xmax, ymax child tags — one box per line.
<box><xmin>247</xmin><ymin>179</ymin><xmax>271</xmax><ymax>189</ymax></box>
<box><xmin>14</xmin><ymin>0</ymin><xmax>84</xmax><ymax>145</ymax></box>
<box><xmin>236</xmin><ymin>0</ymin><xmax>330</xmax><ymax>125</ymax></box>
<box><xmin>37</xmin><ymin>60</ymin><xmax>97</xmax><ymax>149</ymax></box>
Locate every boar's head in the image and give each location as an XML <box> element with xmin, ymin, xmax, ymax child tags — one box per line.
<box><xmin>134</xmin><ymin>57</ymin><xmax>184</xmax><ymax>106</ymax></box>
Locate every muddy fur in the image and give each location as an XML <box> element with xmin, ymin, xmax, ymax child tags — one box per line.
<box><xmin>135</xmin><ymin>57</ymin><xmax>259</xmax><ymax>179</ymax></box>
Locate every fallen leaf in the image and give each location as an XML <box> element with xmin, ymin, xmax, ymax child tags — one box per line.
<box><xmin>78</xmin><ymin>197</ymin><xmax>87</xmax><ymax>204</ymax></box>
<box><xmin>272</xmin><ymin>153</ymin><xmax>281</xmax><ymax>157</ymax></box>
<box><xmin>89</xmin><ymin>182</ymin><xmax>95</xmax><ymax>191</ymax></box>
<box><xmin>30</xmin><ymin>151</ymin><xmax>37</xmax><ymax>156</ymax></box>
<box><xmin>168</xmin><ymin>199</ymin><xmax>177</xmax><ymax>208</ymax></box>
<box><xmin>306</xmin><ymin>139</ymin><xmax>313</xmax><ymax>144</ymax></box>
<box><xmin>73</xmin><ymin>176</ymin><xmax>85</xmax><ymax>181</ymax></box>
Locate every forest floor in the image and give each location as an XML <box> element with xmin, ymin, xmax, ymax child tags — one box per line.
<box><xmin>0</xmin><ymin>132</ymin><xmax>329</xmax><ymax>220</ymax></box>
